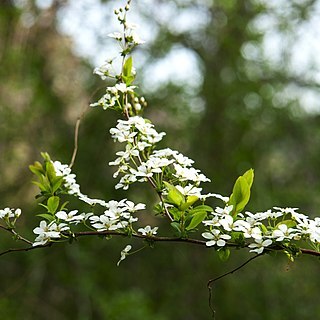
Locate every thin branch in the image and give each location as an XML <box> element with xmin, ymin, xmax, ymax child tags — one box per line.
<box><xmin>1</xmin><ymin>229</ymin><xmax>319</xmax><ymax>258</ymax></box>
<box><xmin>300</xmin><ymin>248</ymin><xmax>320</xmax><ymax>257</ymax></box>
<box><xmin>69</xmin><ymin>86</ymin><xmax>105</xmax><ymax>168</ymax></box>
<box><xmin>71</xmin><ymin>230</ymin><xmax>320</xmax><ymax>257</ymax></box>
<box><xmin>0</xmin><ymin>224</ymin><xmax>33</xmax><ymax>245</ymax></box>
<box><xmin>0</xmin><ymin>243</ymin><xmax>51</xmax><ymax>257</ymax></box>
<box><xmin>158</xmin><ymin>192</ymin><xmax>174</xmax><ymax>222</ymax></box>
<box><xmin>207</xmin><ymin>253</ymin><xmax>263</xmax><ymax>319</ymax></box>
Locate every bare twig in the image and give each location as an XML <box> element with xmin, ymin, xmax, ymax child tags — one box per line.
<box><xmin>0</xmin><ymin>224</ymin><xmax>33</xmax><ymax>245</ymax></box>
<box><xmin>0</xmin><ymin>243</ymin><xmax>51</xmax><ymax>257</ymax></box>
<box><xmin>207</xmin><ymin>253</ymin><xmax>263</xmax><ymax>319</ymax></box>
<box><xmin>69</xmin><ymin>86</ymin><xmax>105</xmax><ymax>168</ymax></box>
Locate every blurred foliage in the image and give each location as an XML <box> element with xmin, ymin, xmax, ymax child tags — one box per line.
<box><xmin>1</xmin><ymin>0</ymin><xmax>320</xmax><ymax>319</ymax></box>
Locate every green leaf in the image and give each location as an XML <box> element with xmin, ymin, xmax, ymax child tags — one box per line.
<box><xmin>123</xmin><ymin>57</ymin><xmax>132</xmax><ymax>77</ymax></box>
<box><xmin>32</xmin><ymin>181</ymin><xmax>48</xmax><ymax>193</ymax></box>
<box><xmin>186</xmin><ymin>211</ymin><xmax>207</xmax><ymax>231</ymax></box>
<box><xmin>180</xmin><ymin>195</ymin><xmax>199</xmax><ymax>211</ymax></box>
<box><xmin>170</xmin><ymin>222</ymin><xmax>182</xmax><ymax>236</ymax></box>
<box><xmin>38</xmin><ymin>203</ymin><xmax>48</xmax><ymax>210</ymax></box>
<box><xmin>189</xmin><ymin>205</ymin><xmax>213</xmax><ymax>215</ymax></box>
<box><xmin>228</xmin><ymin>169</ymin><xmax>254</xmax><ymax>217</ymax></box>
<box><xmin>163</xmin><ymin>182</ymin><xmax>185</xmax><ymax>208</ymax></box>
<box><xmin>29</xmin><ymin>161</ymin><xmax>45</xmax><ymax>177</ymax></box>
<box><xmin>45</xmin><ymin>161</ymin><xmax>57</xmax><ymax>184</ymax></box>
<box><xmin>243</xmin><ymin>168</ymin><xmax>254</xmax><ymax>188</ymax></box>
<box><xmin>37</xmin><ymin>213</ymin><xmax>55</xmax><ymax>222</ymax></box>
<box><xmin>52</xmin><ymin>176</ymin><xmax>64</xmax><ymax>193</ymax></box>
<box><xmin>41</xmin><ymin>152</ymin><xmax>51</xmax><ymax>162</ymax></box>
<box><xmin>47</xmin><ymin>196</ymin><xmax>60</xmax><ymax>214</ymax></box>
<box><xmin>168</xmin><ymin>207</ymin><xmax>183</xmax><ymax>221</ymax></box>
<box><xmin>41</xmin><ymin>176</ymin><xmax>52</xmax><ymax>193</ymax></box>
<box><xmin>122</xmin><ymin>57</ymin><xmax>135</xmax><ymax>85</ymax></box>
<box><xmin>276</xmin><ymin>220</ymin><xmax>297</xmax><ymax>228</ymax></box>
<box><xmin>60</xmin><ymin>201</ymin><xmax>69</xmax><ymax>211</ymax></box>
<box><xmin>217</xmin><ymin>248</ymin><xmax>231</xmax><ymax>261</ymax></box>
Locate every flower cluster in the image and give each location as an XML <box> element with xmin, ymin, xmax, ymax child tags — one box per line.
<box><xmin>202</xmin><ymin>206</ymin><xmax>320</xmax><ymax>254</ymax></box>
<box><xmin>27</xmin><ymin>158</ymin><xmax>148</xmax><ymax>246</ymax></box>
<box><xmin>0</xmin><ymin>207</ymin><xmax>21</xmax><ymax>227</ymax></box>
<box><xmin>90</xmin><ymin>83</ymin><xmax>136</xmax><ymax>110</ymax></box>
<box><xmin>89</xmin><ymin>199</ymin><xmax>145</xmax><ymax>232</ymax></box>
<box><xmin>33</xmin><ymin>220</ymin><xmax>70</xmax><ymax>246</ymax></box>
<box><xmin>107</xmin><ymin>115</ymin><xmax>211</xmax><ymax>194</ymax></box>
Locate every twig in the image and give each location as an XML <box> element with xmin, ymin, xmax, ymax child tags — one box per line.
<box><xmin>69</xmin><ymin>86</ymin><xmax>105</xmax><ymax>168</ymax></box>
<box><xmin>0</xmin><ymin>225</ymin><xmax>33</xmax><ymax>245</ymax></box>
<box><xmin>0</xmin><ymin>243</ymin><xmax>51</xmax><ymax>257</ymax></box>
<box><xmin>207</xmin><ymin>253</ymin><xmax>263</xmax><ymax>319</ymax></box>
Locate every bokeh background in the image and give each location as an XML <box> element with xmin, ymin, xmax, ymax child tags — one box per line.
<box><xmin>1</xmin><ymin>0</ymin><xmax>320</xmax><ymax>319</ymax></box>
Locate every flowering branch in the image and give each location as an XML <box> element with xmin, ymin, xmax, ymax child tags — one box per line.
<box><xmin>1</xmin><ymin>0</ymin><xmax>319</xmax><ymax>272</ymax></box>
<box><xmin>1</xmin><ymin>228</ymin><xmax>319</xmax><ymax>258</ymax></box>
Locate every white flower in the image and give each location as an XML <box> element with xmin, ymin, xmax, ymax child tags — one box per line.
<box><xmin>248</xmin><ymin>238</ymin><xmax>273</xmax><ymax>254</ymax></box>
<box><xmin>272</xmin><ymin>224</ymin><xmax>299</xmax><ymax>241</ymax></box>
<box><xmin>205</xmin><ymin>193</ymin><xmax>229</xmax><ymax>203</ymax></box>
<box><xmin>90</xmin><ymin>215</ymin><xmax>119</xmax><ymax>231</ymax></box>
<box><xmin>33</xmin><ymin>220</ymin><xmax>69</xmax><ymax>246</ymax></box>
<box><xmin>93</xmin><ymin>60</ymin><xmax>114</xmax><ymax>80</ymax></box>
<box><xmin>115</xmin><ymin>83</ymin><xmax>136</xmax><ymax>93</ymax></box>
<box><xmin>117</xmin><ymin>245</ymin><xmax>132</xmax><ymax>266</ymax></box>
<box><xmin>220</xmin><ymin>215</ymin><xmax>234</xmax><ymax>232</ymax></box>
<box><xmin>108</xmin><ymin>31</ymin><xmax>122</xmax><ymax>40</ymax></box>
<box><xmin>233</xmin><ymin>220</ymin><xmax>253</xmax><ymax>238</ymax></box>
<box><xmin>202</xmin><ymin>215</ymin><xmax>221</xmax><ymax>227</ymax></box>
<box><xmin>56</xmin><ymin>210</ymin><xmax>84</xmax><ymax>224</ymax></box>
<box><xmin>124</xmin><ymin>201</ymin><xmax>146</xmax><ymax>212</ymax></box>
<box><xmin>215</xmin><ymin>205</ymin><xmax>233</xmax><ymax>216</ymax></box>
<box><xmin>131</xmin><ymin>32</ymin><xmax>145</xmax><ymax>45</ymax></box>
<box><xmin>309</xmin><ymin>227</ymin><xmax>320</xmax><ymax>243</ymax></box>
<box><xmin>138</xmin><ymin>225</ymin><xmax>158</xmax><ymax>236</ymax></box>
<box><xmin>173</xmin><ymin>164</ymin><xmax>210</xmax><ymax>183</ymax></box>
<box><xmin>110</xmin><ymin>127</ymin><xmax>137</xmax><ymax>143</ymax></box>
<box><xmin>202</xmin><ymin>230</ymin><xmax>231</xmax><ymax>247</ymax></box>
<box><xmin>0</xmin><ymin>207</ymin><xmax>14</xmax><ymax>219</ymax></box>
<box><xmin>115</xmin><ymin>174</ymin><xmax>137</xmax><ymax>190</ymax></box>
<box><xmin>175</xmin><ymin>184</ymin><xmax>202</xmax><ymax>197</ymax></box>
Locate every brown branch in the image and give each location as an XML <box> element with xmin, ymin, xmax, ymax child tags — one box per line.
<box><xmin>71</xmin><ymin>230</ymin><xmax>320</xmax><ymax>257</ymax></box>
<box><xmin>207</xmin><ymin>253</ymin><xmax>263</xmax><ymax>319</ymax></box>
<box><xmin>69</xmin><ymin>86</ymin><xmax>106</xmax><ymax>168</ymax></box>
<box><xmin>300</xmin><ymin>248</ymin><xmax>320</xmax><ymax>257</ymax></box>
<box><xmin>0</xmin><ymin>243</ymin><xmax>52</xmax><ymax>257</ymax></box>
<box><xmin>0</xmin><ymin>224</ymin><xmax>33</xmax><ymax>245</ymax></box>
<box><xmin>1</xmin><ymin>229</ymin><xmax>319</xmax><ymax>258</ymax></box>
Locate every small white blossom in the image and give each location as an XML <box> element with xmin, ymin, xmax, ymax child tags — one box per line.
<box><xmin>138</xmin><ymin>225</ymin><xmax>158</xmax><ymax>236</ymax></box>
<box><xmin>90</xmin><ymin>215</ymin><xmax>119</xmax><ymax>231</ymax></box>
<box><xmin>220</xmin><ymin>215</ymin><xmax>234</xmax><ymax>232</ymax></box>
<box><xmin>108</xmin><ymin>31</ymin><xmax>122</xmax><ymax>40</ymax></box>
<box><xmin>56</xmin><ymin>210</ymin><xmax>84</xmax><ymax>224</ymax></box>
<box><xmin>117</xmin><ymin>245</ymin><xmax>132</xmax><ymax>266</ymax></box>
<box><xmin>124</xmin><ymin>201</ymin><xmax>146</xmax><ymax>213</ymax></box>
<box><xmin>33</xmin><ymin>220</ymin><xmax>69</xmax><ymax>246</ymax></box>
<box><xmin>272</xmin><ymin>224</ymin><xmax>299</xmax><ymax>242</ymax></box>
<box><xmin>202</xmin><ymin>230</ymin><xmax>231</xmax><ymax>247</ymax></box>
<box><xmin>0</xmin><ymin>207</ymin><xmax>21</xmax><ymax>219</ymax></box>
<box><xmin>215</xmin><ymin>205</ymin><xmax>233</xmax><ymax>216</ymax></box>
<box><xmin>248</xmin><ymin>238</ymin><xmax>273</xmax><ymax>254</ymax></box>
